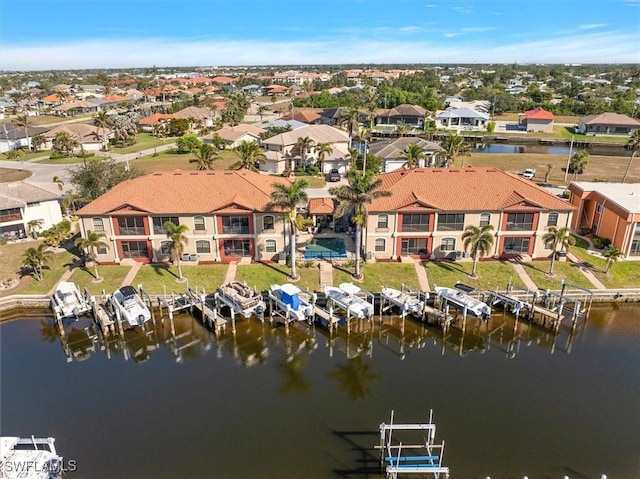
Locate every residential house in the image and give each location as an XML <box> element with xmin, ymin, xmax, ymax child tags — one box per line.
<box><xmin>0</xmin><ymin>123</ymin><xmax>49</xmax><ymax>153</ymax></box>
<box><xmin>376</xmin><ymin>104</ymin><xmax>427</xmax><ymax>128</ymax></box>
<box><xmin>75</xmin><ymin>170</ymin><xmax>293</xmax><ymax>264</ymax></box>
<box><xmin>577</xmin><ymin>113</ymin><xmax>640</xmax><ymax>136</ymax></box>
<box><xmin>520</xmin><ymin>107</ymin><xmax>555</xmax><ymax>133</ymax></box>
<box><xmin>204</xmin><ymin>124</ymin><xmax>265</xmax><ymax>149</ymax></box>
<box><xmin>368</xmin><ymin>137</ymin><xmax>443</xmax><ymax>172</ymax></box>
<box><xmin>279</xmin><ymin>110</ymin><xmax>322</xmax><ymax>124</ymax></box>
<box><xmin>137</xmin><ymin>113</ymin><xmax>180</xmax><ymax>132</ymax></box>
<box><xmin>174</xmin><ymin>106</ymin><xmax>219</xmax><ymax>129</ymax></box>
<box><xmin>435</xmin><ymin>107</ymin><xmax>490</xmax><ymax>131</ymax></box>
<box><xmin>260</xmin><ymin>124</ymin><xmax>349</xmax><ymax>174</ymax></box>
<box><xmin>53</xmin><ymin>100</ymin><xmax>100</xmax><ymax>116</ymax></box>
<box><xmin>0</xmin><ymin>182</ymin><xmax>63</xmax><ymax>241</ymax></box>
<box><xmin>44</xmin><ymin>124</ymin><xmax>112</xmax><ymax>152</ymax></box>
<box><xmin>568</xmin><ymin>182</ymin><xmax>640</xmax><ymax>258</ymax></box>
<box><xmin>360</xmin><ymin>168</ymin><xmax>574</xmax><ymax>261</ymax></box>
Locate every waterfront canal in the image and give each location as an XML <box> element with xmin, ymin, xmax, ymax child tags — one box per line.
<box><xmin>1</xmin><ymin>303</ymin><xmax>638</xmax><ymax>478</ymax></box>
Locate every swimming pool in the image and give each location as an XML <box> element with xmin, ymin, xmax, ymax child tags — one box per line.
<box><xmin>304</xmin><ymin>237</ymin><xmax>347</xmax><ymax>259</ymax></box>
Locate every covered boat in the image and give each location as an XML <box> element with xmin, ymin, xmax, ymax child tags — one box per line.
<box><xmin>269</xmin><ymin>283</ymin><xmax>314</xmax><ymax>322</ymax></box>
<box><xmin>323</xmin><ymin>282</ymin><xmax>374</xmax><ymax>319</ymax></box>
<box><xmin>216</xmin><ymin>281</ymin><xmax>266</xmax><ymax>319</ymax></box>
<box><xmin>380</xmin><ymin>286</ymin><xmax>428</xmax><ymax>315</ymax></box>
<box><xmin>434</xmin><ymin>286</ymin><xmax>491</xmax><ymax>319</ymax></box>
<box><xmin>110</xmin><ymin>285</ymin><xmax>152</xmax><ymax>328</ymax></box>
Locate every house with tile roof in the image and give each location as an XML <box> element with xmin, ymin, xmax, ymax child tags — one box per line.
<box><xmin>0</xmin><ymin>123</ymin><xmax>49</xmax><ymax>153</ymax></box>
<box><xmin>203</xmin><ymin>124</ymin><xmax>265</xmax><ymax>149</ymax></box>
<box><xmin>360</xmin><ymin>168</ymin><xmax>574</xmax><ymax>261</ymax></box>
<box><xmin>577</xmin><ymin>113</ymin><xmax>640</xmax><ymax>136</ymax></box>
<box><xmin>260</xmin><ymin>124</ymin><xmax>349</xmax><ymax>174</ymax></box>
<box><xmin>435</xmin><ymin>107</ymin><xmax>490</xmax><ymax>132</ymax></box>
<box><xmin>0</xmin><ymin>182</ymin><xmax>63</xmax><ymax>241</ymax></box>
<box><xmin>75</xmin><ymin>170</ymin><xmax>293</xmax><ymax>264</ymax></box>
<box><xmin>376</xmin><ymin>104</ymin><xmax>428</xmax><ymax>128</ymax></box>
<box><xmin>44</xmin><ymin>123</ymin><xmax>112</xmax><ymax>152</ymax></box>
<box><xmin>520</xmin><ymin>107</ymin><xmax>555</xmax><ymax>133</ymax></box>
<box><xmin>568</xmin><ymin>182</ymin><xmax>640</xmax><ymax>258</ymax></box>
<box><xmin>173</xmin><ymin>106</ymin><xmax>219</xmax><ymax>128</ymax></box>
<box><xmin>368</xmin><ymin>137</ymin><xmax>443</xmax><ymax>172</ymax></box>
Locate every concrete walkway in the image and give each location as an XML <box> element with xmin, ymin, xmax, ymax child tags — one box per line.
<box><xmin>412</xmin><ymin>259</ymin><xmax>430</xmax><ymax>291</ymax></box>
<box><xmin>567</xmin><ymin>252</ymin><xmax>607</xmax><ymax>289</ymax></box>
<box><xmin>510</xmin><ymin>262</ymin><xmax>539</xmax><ymax>291</ymax></box>
<box><xmin>224</xmin><ymin>261</ymin><xmax>237</xmax><ymax>284</ymax></box>
<box><xmin>47</xmin><ymin>267</ymin><xmax>76</xmax><ymax>296</ymax></box>
<box><xmin>319</xmin><ymin>261</ymin><xmax>333</xmax><ymax>288</ymax></box>
<box><xmin>121</xmin><ymin>262</ymin><xmax>142</xmax><ymax>287</ymax></box>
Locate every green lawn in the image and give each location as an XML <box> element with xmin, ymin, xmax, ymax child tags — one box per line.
<box><xmin>235</xmin><ymin>263</ymin><xmax>320</xmax><ymax>293</ymax></box>
<box><xmin>35</xmin><ymin>156</ymin><xmax>87</xmax><ymax>165</ymax></box>
<box><xmin>72</xmin><ymin>265</ymin><xmax>132</xmax><ymax>295</ymax></box>
<box><xmin>519</xmin><ymin>260</ymin><xmax>595</xmax><ymax>290</ymax></box>
<box><xmin>110</xmin><ymin>133</ymin><xmax>179</xmax><ymax>154</ymax></box>
<box><xmin>133</xmin><ymin>149</ymin><xmax>240</xmax><ymax>173</ymax></box>
<box><xmin>1</xmin><ymin>150</ymin><xmax>52</xmax><ymax>161</ymax></box>
<box><xmin>19</xmin><ymin>249</ymin><xmax>78</xmax><ymax>295</ymax></box>
<box><xmin>569</xmin><ymin>235</ymin><xmax>640</xmax><ymax>288</ymax></box>
<box><xmin>425</xmin><ymin>261</ymin><xmax>525</xmax><ymax>291</ymax></box>
<box><xmin>332</xmin><ymin>263</ymin><xmax>420</xmax><ymax>292</ymax></box>
<box><xmin>555</xmin><ymin>126</ymin><xmax>630</xmax><ymax>144</ymax></box>
<box><xmin>133</xmin><ymin>263</ymin><xmax>228</xmax><ymax>295</ymax></box>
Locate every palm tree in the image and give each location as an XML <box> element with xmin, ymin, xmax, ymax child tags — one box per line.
<box><xmin>395</xmin><ymin>120</ymin><xmax>411</xmax><ymax>137</ymax></box>
<box><xmin>544</xmin><ymin>163</ymin><xmax>553</xmax><ymax>183</ymax></box>
<box><xmin>189</xmin><ymin>143</ymin><xmax>220</xmax><ymax>170</ymax></box>
<box><xmin>53</xmin><ymin>131</ymin><xmax>78</xmax><ymax>157</ymax></box>
<box><xmin>22</xmin><ymin>243</ymin><xmax>53</xmax><ymax>281</ymax></box>
<box><xmin>231</xmin><ymin>141</ymin><xmax>266</xmax><ymax>171</ymax></box>
<box><xmin>31</xmin><ymin>134</ymin><xmax>46</xmax><ymax>152</ymax></box>
<box><xmin>27</xmin><ymin>219</ymin><xmax>43</xmax><ymax>239</ymax></box>
<box><xmin>401</xmin><ymin>143</ymin><xmax>426</xmax><ymax>169</ymax></box>
<box><xmin>622</xmin><ymin>129</ymin><xmax>640</xmax><ymax>183</ymax></box>
<box><xmin>52</xmin><ymin>175</ymin><xmax>64</xmax><ymax>192</ymax></box>
<box><xmin>568</xmin><ymin>150</ymin><xmax>589</xmax><ymax>181</ymax></box>
<box><xmin>164</xmin><ymin>222</ymin><xmax>189</xmax><ymax>280</ymax></box>
<box><xmin>435</xmin><ymin>133</ymin><xmax>471</xmax><ymax>168</ymax></box>
<box><xmin>295</xmin><ymin>136</ymin><xmax>315</xmax><ymax>167</ymax></box>
<box><xmin>341</xmin><ymin>107</ymin><xmax>360</xmax><ymax>147</ymax></box>
<box><xmin>602</xmin><ymin>245</ymin><xmax>623</xmax><ymax>273</ymax></box>
<box><xmin>329</xmin><ymin>170</ymin><xmax>391</xmax><ymax>279</ymax></box>
<box><xmin>346</xmin><ymin>147</ymin><xmax>360</xmax><ymax>170</ymax></box>
<box><xmin>316</xmin><ymin>142</ymin><xmax>333</xmax><ymax>173</ymax></box>
<box><xmin>461</xmin><ymin>224</ymin><xmax>495</xmax><ymax>278</ymax></box>
<box><xmin>269</xmin><ymin>178</ymin><xmax>309</xmax><ymax>280</ymax></box>
<box><xmin>93</xmin><ymin>110</ymin><xmax>111</xmax><ymax>150</ymax></box>
<box><xmin>75</xmin><ymin>230</ymin><xmax>108</xmax><ymax>279</ymax></box>
<box><xmin>542</xmin><ymin>226</ymin><xmax>575</xmax><ymax>276</ymax></box>
<box><xmin>15</xmin><ymin>113</ymin><xmax>30</xmax><ymax>151</ymax></box>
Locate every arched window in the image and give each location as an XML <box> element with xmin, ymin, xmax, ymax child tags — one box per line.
<box><xmin>479</xmin><ymin>213</ymin><xmax>491</xmax><ymax>227</ymax></box>
<box><xmin>547</xmin><ymin>212</ymin><xmax>558</xmax><ymax>227</ymax></box>
<box><xmin>374</xmin><ymin>238</ymin><xmax>385</xmax><ymax>252</ymax></box>
<box><xmin>194</xmin><ymin>216</ymin><xmax>205</xmax><ymax>231</ymax></box>
<box><xmin>377</xmin><ymin>214</ymin><xmax>388</xmax><ymax>229</ymax></box>
<box><xmin>263</xmin><ymin>215</ymin><xmax>275</xmax><ymax>231</ymax></box>
<box><xmin>265</xmin><ymin>239</ymin><xmax>277</xmax><ymax>253</ymax></box>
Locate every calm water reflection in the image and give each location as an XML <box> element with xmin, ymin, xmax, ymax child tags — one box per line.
<box><xmin>1</xmin><ymin>304</ymin><xmax>639</xmax><ymax>478</ymax></box>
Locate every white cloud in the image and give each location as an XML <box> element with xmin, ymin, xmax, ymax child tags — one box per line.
<box><xmin>443</xmin><ymin>33</ymin><xmax>461</xmax><ymax>38</ymax></box>
<box><xmin>461</xmin><ymin>27</ymin><xmax>498</xmax><ymax>33</ymax></box>
<box><xmin>399</xmin><ymin>26</ymin><xmax>420</xmax><ymax>32</ymax></box>
<box><xmin>578</xmin><ymin>23</ymin><xmax>610</xmax><ymax>30</ymax></box>
<box><xmin>1</xmin><ymin>30</ymin><xmax>639</xmax><ymax>71</ymax></box>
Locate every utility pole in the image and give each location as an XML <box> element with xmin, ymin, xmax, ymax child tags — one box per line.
<box><xmin>564</xmin><ymin>136</ymin><xmax>574</xmax><ymax>183</ymax></box>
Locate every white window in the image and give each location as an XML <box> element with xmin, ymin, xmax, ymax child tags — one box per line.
<box><xmin>374</xmin><ymin>238</ymin><xmax>385</xmax><ymax>252</ymax></box>
<box><xmin>441</xmin><ymin>238</ymin><xmax>456</xmax><ymax>251</ymax></box>
<box><xmin>479</xmin><ymin>213</ymin><xmax>491</xmax><ymax>227</ymax></box>
<box><xmin>93</xmin><ymin>218</ymin><xmax>104</xmax><ymax>232</ymax></box>
<box><xmin>160</xmin><ymin>241</ymin><xmax>172</xmax><ymax>255</ymax></box>
<box><xmin>97</xmin><ymin>245</ymin><xmax>108</xmax><ymax>255</ymax></box>
<box><xmin>194</xmin><ymin>216</ymin><xmax>205</xmax><ymax>231</ymax></box>
<box><xmin>263</xmin><ymin>215</ymin><xmax>275</xmax><ymax>231</ymax></box>
<box><xmin>377</xmin><ymin>214</ymin><xmax>388</xmax><ymax>229</ymax></box>
<box><xmin>547</xmin><ymin>212</ymin><xmax>558</xmax><ymax>227</ymax></box>
<box><xmin>196</xmin><ymin>240</ymin><xmax>211</xmax><ymax>254</ymax></box>
<box><xmin>265</xmin><ymin>239</ymin><xmax>277</xmax><ymax>253</ymax></box>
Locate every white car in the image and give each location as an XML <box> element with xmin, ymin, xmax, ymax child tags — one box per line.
<box><xmin>522</xmin><ymin>168</ymin><xmax>536</xmax><ymax>180</ymax></box>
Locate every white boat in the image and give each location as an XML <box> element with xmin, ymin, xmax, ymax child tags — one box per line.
<box><xmin>50</xmin><ymin>281</ymin><xmax>91</xmax><ymax>320</ymax></box>
<box><xmin>434</xmin><ymin>286</ymin><xmax>491</xmax><ymax>319</ymax></box>
<box><xmin>111</xmin><ymin>285</ymin><xmax>152</xmax><ymax>328</ymax></box>
<box><xmin>268</xmin><ymin>283</ymin><xmax>314</xmax><ymax>323</ymax></box>
<box><xmin>0</xmin><ymin>436</ymin><xmax>63</xmax><ymax>478</ymax></box>
<box><xmin>216</xmin><ymin>281</ymin><xmax>266</xmax><ymax>319</ymax></box>
<box><xmin>323</xmin><ymin>282</ymin><xmax>374</xmax><ymax>319</ymax></box>
<box><xmin>380</xmin><ymin>286</ymin><xmax>428</xmax><ymax>315</ymax></box>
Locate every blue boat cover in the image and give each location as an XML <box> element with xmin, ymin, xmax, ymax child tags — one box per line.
<box><xmin>282</xmin><ymin>290</ymin><xmax>300</xmax><ymax>310</ymax></box>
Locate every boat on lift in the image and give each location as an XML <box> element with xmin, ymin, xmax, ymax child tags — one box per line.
<box><xmin>323</xmin><ymin>282</ymin><xmax>374</xmax><ymax>319</ymax></box>
<box><xmin>110</xmin><ymin>285</ymin><xmax>152</xmax><ymax>328</ymax></box>
<box><xmin>380</xmin><ymin>286</ymin><xmax>428</xmax><ymax>316</ymax></box>
<box><xmin>50</xmin><ymin>281</ymin><xmax>90</xmax><ymax>321</ymax></box>
<box><xmin>268</xmin><ymin>283</ymin><xmax>314</xmax><ymax>323</ymax></box>
<box><xmin>216</xmin><ymin>281</ymin><xmax>266</xmax><ymax>319</ymax></box>
<box><xmin>0</xmin><ymin>436</ymin><xmax>63</xmax><ymax>478</ymax></box>
<box><xmin>434</xmin><ymin>285</ymin><xmax>491</xmax><ymax>319</ymax></box>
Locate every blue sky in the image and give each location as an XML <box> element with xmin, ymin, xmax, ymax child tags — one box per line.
<box><xmin>1</xmin><ymin>0</ymin><xmax>639</xmax><ymax>70</ymax></box>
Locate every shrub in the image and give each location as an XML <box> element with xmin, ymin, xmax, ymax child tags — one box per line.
<box><xmin>591</xmin><ymin>236</ymin><xmax>611</xmax><ymax>249</ymax></box>
<box><xmin>305</xmin><ymin>165</ymin><xmax>320</xmax><ymax>175</ymax></box>
<box><xmin>49</xmin><ymin>153</ymin><xmax>66</xmax><ymax>160</ymax></box>
<box><xmin>76</xmin><ymin>152</ymin><xmax>95</xmax><ymax>159</ymax></box>
<box><xmin>578</xmin><ymin>227</ymin><xmax>591</xmax><ymax>236</ymax></box>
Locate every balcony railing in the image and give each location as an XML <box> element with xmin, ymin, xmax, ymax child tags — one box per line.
<box><xmin>222</xmin><ymin>226</ymin><xmax>249</xmax><ymax>235</ymax></box>
<box><xmin>0</xmin><ymin>212</ymin><xmax>22</xmax><ymax>223</ymax></box>
<box><xmin>402</xmin><ymin>224</ymin><xmax>430</xmax><ymax>232</ymax></box>
<box><xmin>119</xmin><ymin>227</ymin><xmax>146</xmax><ymax>235</ymax></box>
<box><xmin>505</xmin><ymin>223</ymin><xmax>533</xmax><ymax>232</ymax></box>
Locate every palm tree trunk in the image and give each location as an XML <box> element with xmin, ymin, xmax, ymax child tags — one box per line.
<box><xmin>548</xmin><ymin>249</ymin><xmax>556</xmax><ymax>275</ymax></box>
<box><xmin>177</xmin><ymin>257</ymin><xmax>183</xmax><ymax>279</ymax></box>
<box><xmin>354</xmin><ymin>224</ymin><xmax>362</xmax><ymax>278</ymax></box>
<box><xmin>472</xmin><ymin>251</ymin><xmax>479</xmax><ymax>277</ymax></box>
<box><xmin>92</xmin><ymin>248</ymin><xmax>100</xmax><ymax>279</ymax></box>
<box><xmin>622</xmin><ymin>152</ymin><xmax>635</xmax><ymax>183</ymax></box>
<box><xmin>289</xmin><ymin>219</ymin><xmax>297</xmax><ymax>280</ymax></box>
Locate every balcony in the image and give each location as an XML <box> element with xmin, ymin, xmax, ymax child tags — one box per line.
<box><xmin>0</xmin><ymin>212</ymin><xmax>22</xmax><ymax>223</ymax></box>
<box><xmin>505</xmin><ymin>223</ymin><xmax>533</xmax><ymax>232</ymax></box>
<box><xmin>119</xmin><ymin>227</ymin><xmax>146</xmax><ymax>235</ymax></box>
<box><xmin>222</xmin><ymin>226</ymin><xmax>249</xmax><ymax>235</ymax></box>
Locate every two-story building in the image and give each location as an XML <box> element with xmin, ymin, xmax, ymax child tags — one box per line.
<box><xmin>361</xmin><ymin>168</ymin><xmax>574</xmax><ymax>261</ymax></box>
<box><xmin>75</xmin><ymin>170</ymin><xmax>293</xmax><ymax>264</ymax></box>
<box><xmin>0</xmin><ymin>182</ymin><xmax>63</xmax><ymax>240</ymax></box>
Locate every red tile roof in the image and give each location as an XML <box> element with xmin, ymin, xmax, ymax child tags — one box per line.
<box><xmin>523</xmin><ymin>107</ymin><xmax>555</xmax><ymax>120</ymax></box>
<box><xmin>309</xmin><ymin>198</ymin><xmax>336</xmax><ymax>214</ymax></box>
<box><xmin>138</xmin><ymin>113</ymin><xmax>179</xmax><ymax>126</ymax></box>
<box><xmin>369</xmin><ymin>168</ymin><xmax>574</xmax><ymax>212</ymax></box>
<box><xmin>77</xmin><ymin>169</ymin><xmax>293</xmax><ymax>216</ymax></box>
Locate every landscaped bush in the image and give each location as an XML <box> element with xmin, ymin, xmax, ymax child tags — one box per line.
<box><xmin>578</xmin><ymin>227</ymin><xmax>591</xmax><ymax>236</ymax></box>
<box><xmin>76</xmin><ymin>152</ymin><xmax>95</xmax><ymax>159</ymax></box>
<box><xmin>591</xmin><ymin>236</ymin><xmax>611</xmax><ymax>249</ymax></box>
<box><xmin>305</xmin><ymin>165</ymin><xmax>320</xmax><ymax>175</ymax></box>
<box><xmin>49</xmin><ymin>153</ymin><xmax>66</xmax><ymax>160</ymax></box>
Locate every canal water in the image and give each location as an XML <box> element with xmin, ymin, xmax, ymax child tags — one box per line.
<box><xmin>1</xmin><ymin>304</ymin><xmax>638</xmax><ymax>478</ymax></box>
<box><xmin>472</xmin><ymin>143</ymin><xmax>628</xmax><ymax>157</ymax></box>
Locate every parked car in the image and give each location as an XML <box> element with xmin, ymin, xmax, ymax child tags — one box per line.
<box><xmin>522</xmin><ymin>168</ymin><xmax>536</xmax><ymax>180</ymax></box>
<box><xmin>327</xmin><ymin>168</ymin><xmax>340</xmax><ymax>182</ymax></box>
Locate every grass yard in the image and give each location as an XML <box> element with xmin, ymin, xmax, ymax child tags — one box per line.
<box><xmin>132</xmin><ymin>149</ymin><xmax>240</xmax><ymax>173</ymax></box>
<box><xmin>332</xmin><ymin>263</ymin><xmax>420</xmax><ymax>292</ymax></box>
<box><xmin>109</xmin><ymin>133</ymin><xmax>178</xmax><ymax>154</ymax></box>
<box><xmin>2</xmin><ymin>150</ymin><xmax>52</xmax><ymax>161</ymax></box>
<box><xmin>0</xmin><ymin>167</ymin><xmax>32</xmax><ymax>182</ymax></box>
<box><xmin>35</xmin><ymin>156</ymin><xmax>87</xmax><ymax>165</ymax></box>
<box><xmin>519</xmin><ymin>260</ymin><xmax>595</xmax><ymax>290</ymax></box>
<box><xmin>235</xmin><ymin>262</ymin><xmax>320</xmax><ymax>293</ymax></box>
<box><xmin>72</xmin><ymin>265</ymin><xmax>132</xmax><ymax>295</ymax></box>
<box><xmin>133</xmin><ymin>263</ymin><xmax>228</xmax><ymax>294</ymax></box>
<box><xmin>425</xmin><ymin>260</ymin><xmax>525</xmax><ymax>291</ymax></box>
